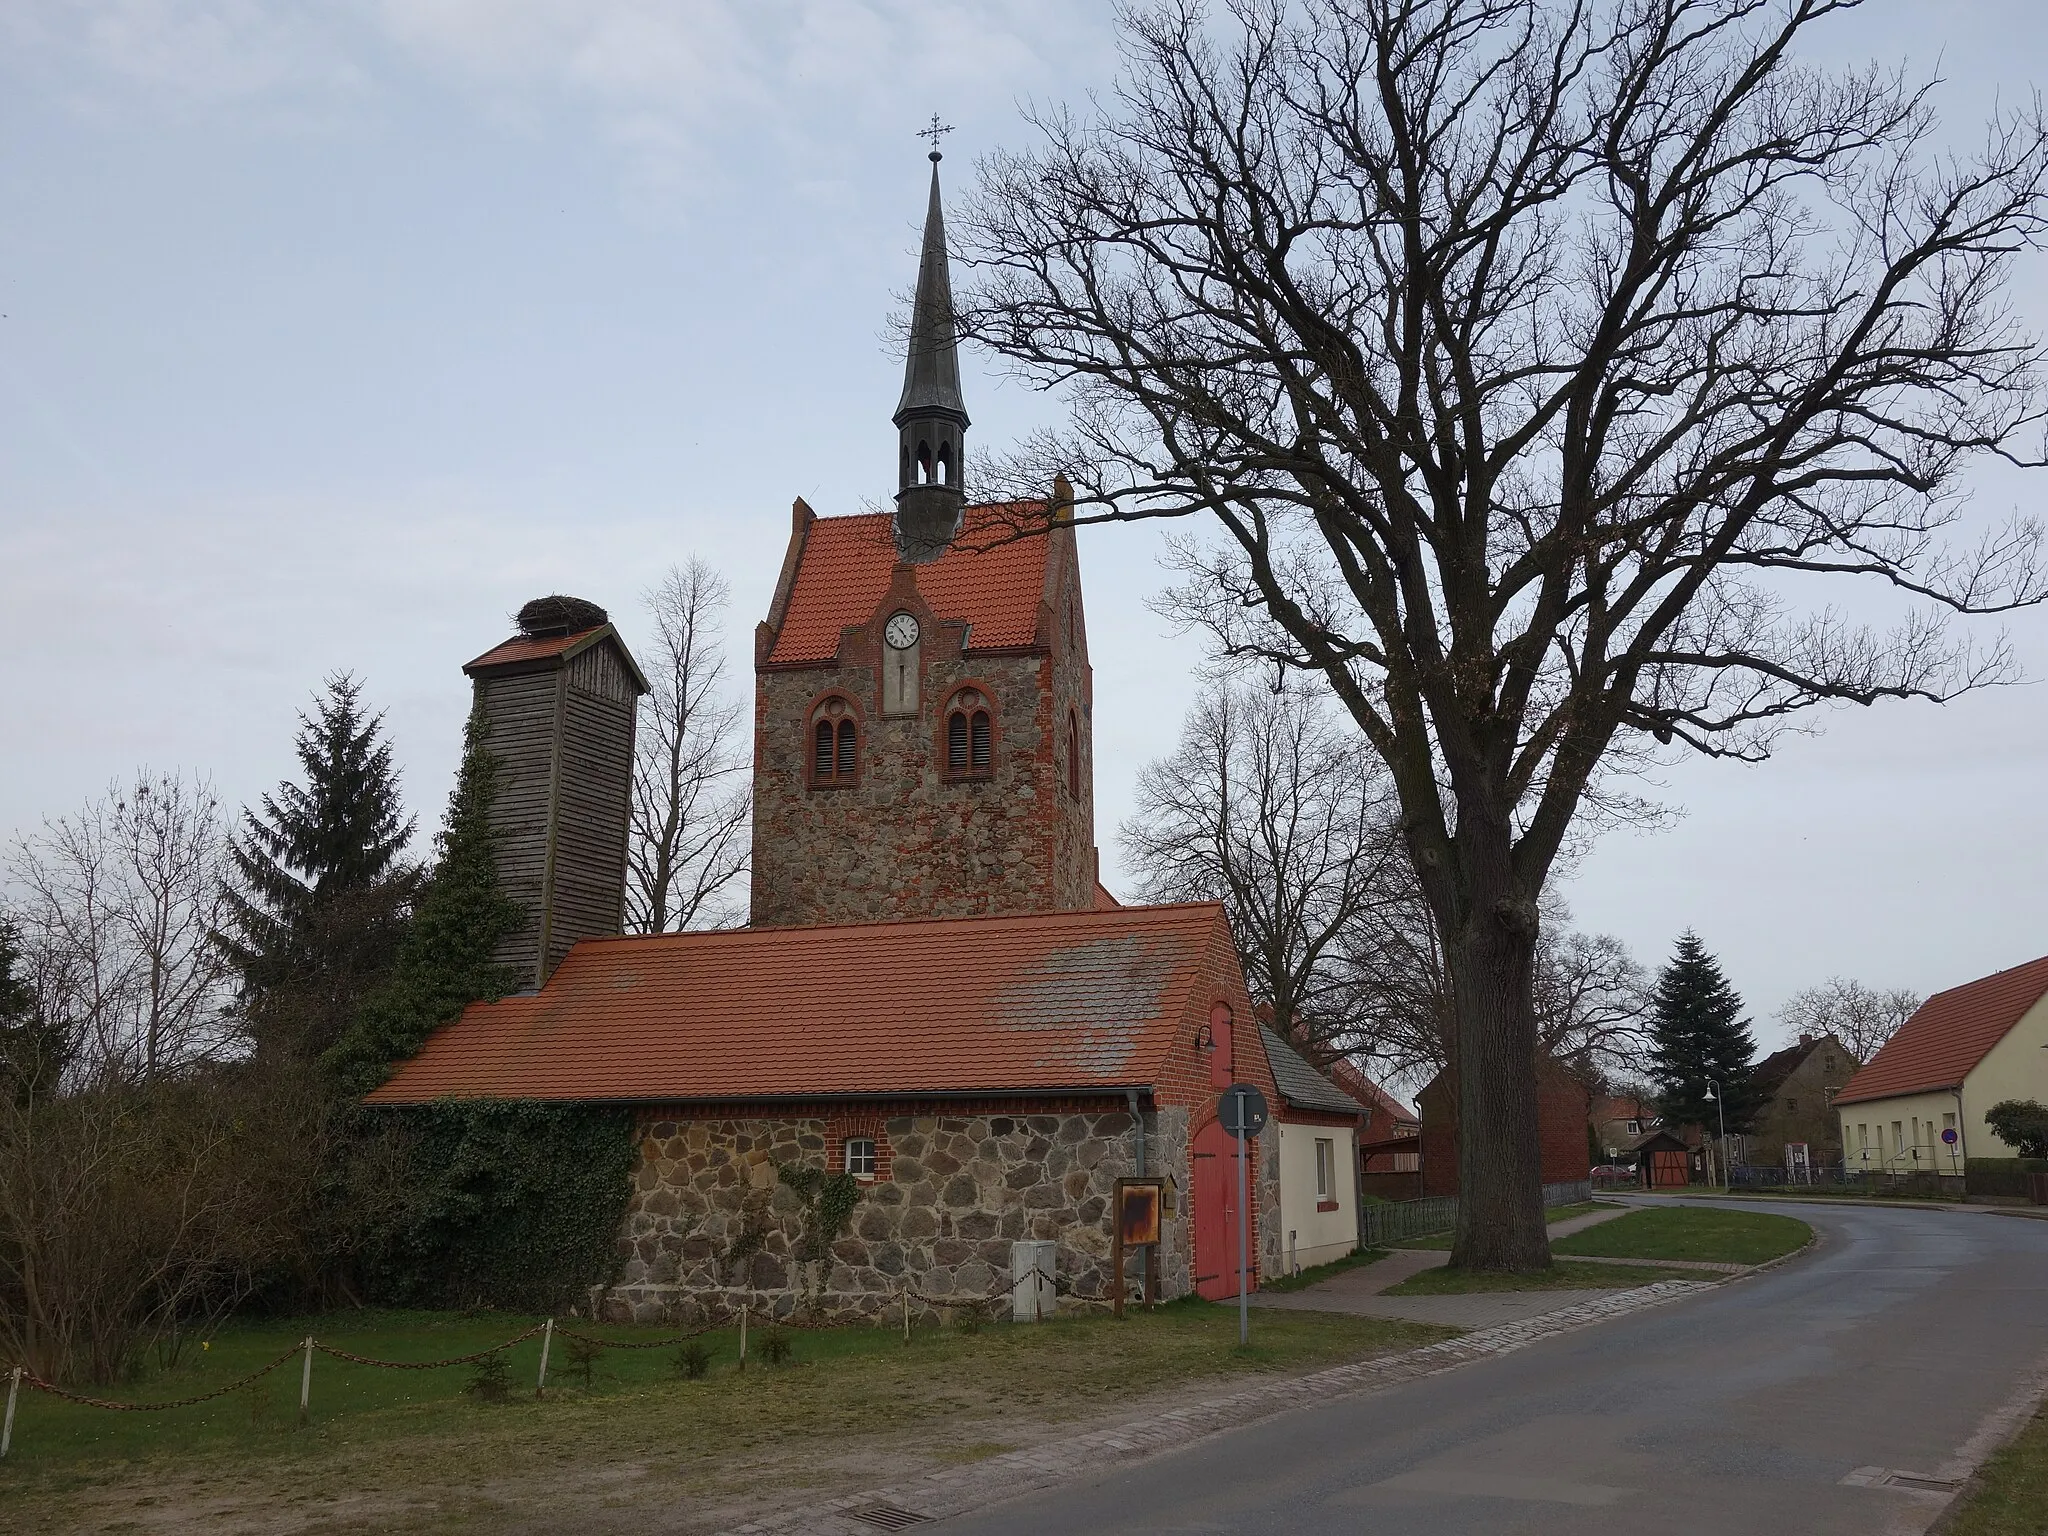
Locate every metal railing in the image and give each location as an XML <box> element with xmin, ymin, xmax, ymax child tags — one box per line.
<box><xmin>1358</xmin><ymin>1179</ymin><xmax>1594</xmax><ymax>1248</ymax></box>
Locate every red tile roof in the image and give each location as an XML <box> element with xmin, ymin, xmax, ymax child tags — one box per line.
<box><xmin>766</xmin><ymin>502</ymin><xmax>1052</xmax><ymax>665</ymax></box>
<box><xmin>1329</xmin><ymin>1060</ymin><xmax>1416</xmax><ymax>1127</ymax></box>
<box><xmin>465</xmin><ymin>625</ymin><xmax>607</xmax><ymax>672</ymax></box>
<box><xmin>1835</xmin><ymin>954</ymin><xmax>2048</xmax><ymax>1106</ymax></box>
<box><xmin>367</xmin><ymin>902</ymin><xmax>1235</xmax><ymax>1104</ymax></box>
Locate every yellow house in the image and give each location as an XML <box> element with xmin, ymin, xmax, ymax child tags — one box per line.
<box><xmin>1835</xmin><ymin>954</ymin><xmax>2048</xmax><ymax>1176</ymax></box>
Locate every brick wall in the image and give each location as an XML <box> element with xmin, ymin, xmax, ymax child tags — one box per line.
<box><xmin>1418</xmin><ymin>1059</ymin><xmax>1594</xmax><ymax>1199</ymax></box>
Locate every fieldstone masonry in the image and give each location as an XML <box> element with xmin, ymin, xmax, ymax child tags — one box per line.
<box><xmin>608</xmin><ymin>1105</ymin><xmax>1196</xmax><ymax>1323</ymax></box>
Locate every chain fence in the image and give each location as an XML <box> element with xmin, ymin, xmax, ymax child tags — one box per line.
<box><xmin>0</xmin><ymin>1260</ymin><xmax>1086</xmax><ymax>1462</ymax></box>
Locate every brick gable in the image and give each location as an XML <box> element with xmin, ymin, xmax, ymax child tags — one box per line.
<box><xmin>749</xmin><ymin>497</ymin><xmax>1095</xmax><ymax>927</ymax></box>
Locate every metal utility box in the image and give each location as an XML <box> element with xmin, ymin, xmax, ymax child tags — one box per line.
<box><xmin>1011</xmin><ymin>1240</ymin><xmax>1056</xmax><ymax>1322</ymax></box>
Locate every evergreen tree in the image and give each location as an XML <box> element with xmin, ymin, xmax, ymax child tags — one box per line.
<box><xmin>1648</xmin><ymin>932</ymin><xmax>1761</xmax><ymax>1136</ymax></box>
<box><xmin>217</xmin><ymin>675</ymin><xmax>419</xmax><ymax>1062</ymax></box>
<box><xmin>0</xmin><ymin>916</ymin><xmax>69</xmax><ymax>1104</ymax></box>
<box><xmin>327</xmin><ymin>704</ymin><xmax>523</xmax><ymax>1096</ymax></box>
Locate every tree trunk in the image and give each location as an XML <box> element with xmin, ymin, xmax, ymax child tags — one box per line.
<box><xmin>1444</xmin><ymin>827</ymin><xmax>1552</xmax><ymax>1273</ymax></box>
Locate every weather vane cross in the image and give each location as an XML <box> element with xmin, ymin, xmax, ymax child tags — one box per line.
<box><xmin>918</xmin><ymin>114</ymin><xmax>955</xmax><ymax>158</ymax></box>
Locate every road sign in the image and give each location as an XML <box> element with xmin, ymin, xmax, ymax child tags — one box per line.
<box><xmin>1942</xmin><ymin>1128</ymin><xmax>1959</xmax><ymax>1146</ymax></box>
<box><xmin>1221</xmin><ymin>1083</ymin><xmax>1268</xmax><ymax>1139</ymax></box>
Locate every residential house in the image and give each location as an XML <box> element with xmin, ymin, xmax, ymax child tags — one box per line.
<box><xmin>1835</xmin><ymin>955</ymin><xmax>2048</xmax><ymax>1178</ymax></box>
<box><xmin>1591</xmin><ymin>1093</ymin><xmax>1649</xmax><ymax>1163</ymax></box>
<box><xmin>1260</xmin><ymin>1030</ymin><xmax>1365</xmax><ymax>1272</ymax></box>
<box><xmin>1746</xmin><ymin>1033</ymin><xmax>1860</xmax><ymax>1169</ymax></box>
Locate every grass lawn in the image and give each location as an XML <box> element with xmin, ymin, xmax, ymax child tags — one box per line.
<box><xmin>1392</xmin><ymin>1199</ymin><xmax>1618</xmax><ymax>1250</ymax></box>
<box><xmin>1383</xmin><ymin>1260</ymin><xmax>1724</xmax><ymax>1295</ymax></box>
<box><xmin>1551</xmin><ymin>1205</ymin><xmax>1810</xmax><ymax>1265</ymax></box>
<box><xmin>1262</xmin><ymin>1247</ymin><xmax>1390</xmax><ymax>1292</ymax></box>
<box><xmin>0</xmin><ymin>1302</ymin><xmax>1453</xmax><ymax>1535</ymax></box>
<box><xmin>1948</xmin><ymin>1403</ymin><xmax>2048</xmax><ymax>1536</ymax></box>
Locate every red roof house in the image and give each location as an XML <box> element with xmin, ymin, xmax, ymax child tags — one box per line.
<box><xmin>1834</xmin><ymin>955</ymin><xmax>2048</xmax><ymax>1174</ymax></box>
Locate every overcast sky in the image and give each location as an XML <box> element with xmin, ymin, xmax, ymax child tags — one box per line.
<box><xmin>4</xmin><ymin>1</ymin><xmax>2044</xmax><ymax>1047</ymax></box>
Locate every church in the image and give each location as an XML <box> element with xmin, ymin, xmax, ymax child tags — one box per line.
<box><xmin>369</xmin><ymin>151</ymin><xmax>1338</xmax><ymax>1322</ymax></box>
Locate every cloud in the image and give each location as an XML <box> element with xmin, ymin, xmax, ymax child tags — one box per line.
<box><xmin>8</xmin><ymin>0</ymin><xmax>1109</xmax><ymax>193</ymax></box>
<box><xmin>5</xmin><ymin>0</ymin><xmax>367</xmax><ymax>102</ymax></box>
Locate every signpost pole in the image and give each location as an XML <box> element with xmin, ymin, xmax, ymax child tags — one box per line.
<box><xmin>1235</xmin><ymin>1087</ymin><xmax>1250</xmax><ymax>1348</ymax></box>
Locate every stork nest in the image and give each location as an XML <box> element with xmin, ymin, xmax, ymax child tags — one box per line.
<box><xmin>516</xmin><ymin>595</ymin><xmax>609</xmax><ymax>637</ymax></box>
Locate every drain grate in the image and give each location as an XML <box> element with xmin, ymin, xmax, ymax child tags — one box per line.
<box><xmin>1886</xmin><ymin>1474</ymin><xmax>1960</xmax><ymax>1494</ymax></box>
<box><xmin>848</xmin><ymin>1505</ymin><xmax>933</xmax><ymax>1531</ymax></box>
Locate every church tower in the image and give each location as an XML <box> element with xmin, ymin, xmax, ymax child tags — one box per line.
<box><xmin>747</xmin><ymin>147</ymin><xmax>1098</xmax><ymax>929</ymax></box>
<box><xmin>892</xmin><ymin>147</ymin><xmax>970</xmax><ymax>564</ymax></box>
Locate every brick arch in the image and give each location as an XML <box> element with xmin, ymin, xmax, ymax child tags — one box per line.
<box><xmin>808</xmin><ymin>692</ymin><xmax>862</xmax><ymax>788</ymax></box>
<box><xmin>936</xmin><ymin>678</ymin><xmax>1003</xmax><ymax>781</ymax></box>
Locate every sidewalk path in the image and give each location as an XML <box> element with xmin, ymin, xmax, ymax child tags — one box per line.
<box><xmin>1252</xmin><ymin>1202</ymin><xmax>1649</xmax><ymax>1327</ymax></box>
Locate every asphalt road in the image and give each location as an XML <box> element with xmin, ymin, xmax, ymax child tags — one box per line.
<box><xmin>936</xmin><ymin>1200</ymin><xmax>2048</xmax><ymax>1536</ymax></box>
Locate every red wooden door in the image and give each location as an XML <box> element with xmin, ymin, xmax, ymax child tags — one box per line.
<box><xmin>1192</xmin><ymin>1118</ymin><xmax>1247</xmax><ymax>1301</ymax></box>
<box><xmin>1650</xmin><ymin>1150</ymin><xmax>1688</xmax><ymax>1188</ymax></box>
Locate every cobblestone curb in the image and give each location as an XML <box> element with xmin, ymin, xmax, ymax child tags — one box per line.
<box><xmin>715</xmin><ymin>1279</ymin><xmax>1717</xmax><ymax>1535</ymax></box>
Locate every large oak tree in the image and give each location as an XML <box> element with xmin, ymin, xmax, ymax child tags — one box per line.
<box><xmin>961</xmin><ymin>0</ymin><xmax>2048</xmax><ymax>1266</ymax></box>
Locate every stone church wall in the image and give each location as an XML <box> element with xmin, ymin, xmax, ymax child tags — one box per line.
<box><xmin>749</xmin><ymin>524</ymin><xmax>1096</xmax><ymax>929</ymax></box>
<box><xmin>606</xmin><ymin>1101</ymin><xmax>1193</xmax><ymax>1324</ymax></box>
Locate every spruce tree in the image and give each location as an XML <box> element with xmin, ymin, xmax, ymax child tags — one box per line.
<box><xmin>0</xmin><ymin>917</ymin><xmax>68</xmax><ymax>1104</ymax></box>
<box><xmin>327</xmin><ymin>704</ymin><xmax>523</xmax><ymax>1096</ymax></box>
<box><xmin>1648</xmin><ymin>932</ymin><xmax>1761</xmax><ymax>1136</ymax></box>
<box><xmin>218</xmin><ymin>674</ymin><xmax>419</xmax><ymax>1061</ymax></box>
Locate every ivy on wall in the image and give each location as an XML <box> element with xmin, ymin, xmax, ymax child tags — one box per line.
<box><xmin>776</xmin><ymin>1163</ymin><xmax>861</xmax><ymax>1262</ymax></box>
<box><xmin>360</xmin><ymin>1099</ymin><xmax>638</xmax><ymax>1311</ymax></box>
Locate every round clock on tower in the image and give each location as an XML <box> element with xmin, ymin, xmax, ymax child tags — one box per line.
<box><xmin>881</xmin><ymin>610</ymin><xmax>920</xmax><ymax>716</ymax></box>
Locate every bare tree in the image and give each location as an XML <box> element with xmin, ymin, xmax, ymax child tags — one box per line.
<box><xmin>1778</xmin><ymin>977</ymin><xmax>1920</xmax><ymax>1063</ymax></box>
<box><xmin>1124</xmin><ymin>678</ymin><xmax>1651</xmax><ymax>1098</ymax></box>
<box><xmin>1331</xmin><ymin>895</ymin><xmax>1650</xmax><ymax>1094</ymax></box>
<box><xmin>8</xmin><ymin>773</ymin><xmax>234</xmax><ymax>1084</ymax></box>
<box><xmin>0</xmin><ymin>1072</ymin><xmax>300</xmax><ymax>1383</ymax></box>
<box><xmin>960</xmin><ymin>0</ymin><xmax>2048</xmax><ymax>1267</ymax></box>
<box><xmin>1120</xmin><ymin>675</ymin><xmax>1414</xmax><ymax>1049</ymax></box>
<box><xmin>626</xmin><ymin>560</ymin><xmax>751</xmax><ymax>933</ymax></box>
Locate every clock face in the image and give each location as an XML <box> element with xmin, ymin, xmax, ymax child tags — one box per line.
<box><xmin>884</xmin><ymin>612</ymin><xmax>921</xmax><ymax>649</ymax></box>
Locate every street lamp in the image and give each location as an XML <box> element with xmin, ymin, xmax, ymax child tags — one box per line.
<box><xmin>1703</xmin><ymin>1081</ymin><xmax>1728</xmax><ymax>1190</ymax></box>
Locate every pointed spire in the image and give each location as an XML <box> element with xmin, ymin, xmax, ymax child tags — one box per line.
<box><xmin>894</xmin><ymin>153</ymin><xmax>970</xmax><ymax>430</ymax></box>
<box><xmin>892</xmin><ymin>138</ymin><xmax>970</xmax><ymax>564</ymax></box>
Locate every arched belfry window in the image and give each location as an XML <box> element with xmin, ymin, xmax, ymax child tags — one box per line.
<box><xmin>811</xmin><ymin>697</ymin><xmax>857</xmax><ymax>786</ymax></box>
<box><xmin>944</xmin><ymin>688</ymin><xmax>994</xmax><ymax>778</ymax></box>
<box><xmin>1066</xmin><ymin>707</ymin><xmax>1082</xmax><ymax>799</ymax></box>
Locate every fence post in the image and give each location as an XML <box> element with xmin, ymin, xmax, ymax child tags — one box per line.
<box><xmin>2</xmin><ymin>1365</ymin><xmax>20</xmax><ymax>1460</ymax></box>
<box><xmin>535</xmin><ymin>1318</ymin><xmax>554</xmax><ymax>1399</ymax></box>
<box><xmin>298</xmin><ymin>1337</ymin><xmax>314</xmax><ymax>1427</ymax></box>
<box><xmin>902</xmin><ymin>1286</ymin><xmax>911</xmax><ymax>1345</ymax></box>
<box><xmin>738</xmin><ymin>1303</ymin><xmax>748</xmax><ymax>1369</ymax></box>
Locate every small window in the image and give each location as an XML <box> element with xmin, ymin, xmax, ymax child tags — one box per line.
<box><xmin>1065</xmin><ymin>708</ymin><xmax>1081</xmax><ymax>799</ymax></box>
<box><xmin>811</xmin><ymin>698</ymin><xmax>857</xmax><ymax>785</ymax></box>
<box><xmin>1625</xmin><ymin>1119</ymin><xmax>1640</xmax><ymax>1136</ymax></box>
<box><xmin>1787</xmin><ymin>1098</ymin><xmax>1798</xmax><ymax>1112</ymax></box>
<box><xmin>1314</xmin><ymin>1138</ymin><xmax>1335</xmax><ymax>1200</ymax></box>
<box><xmin>844</xmin><ymin>1137</ymin><xmax>876</xmax><ymax>1179</ymax></box>
<box><xmin>1824</xmin><ymin>1055</ymin><xmax>1836</xmax><ymax>1072</ymax></box>
<box><xmin>944</xmin><ymin>690</ymin><xmax>994</xmax><ymax>777</ymax></box>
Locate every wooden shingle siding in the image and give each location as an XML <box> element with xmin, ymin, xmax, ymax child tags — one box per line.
<box><xmin>475</xmin><ymin>669</ymin><xmax>562</xmax><ymax>988</ymax></box>
<box><xmin>470</xmin><ymin>630</ymin><xmax>643</xmax><ymax>989</ymax></box>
